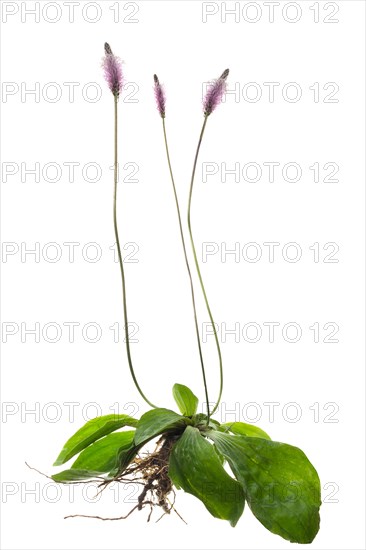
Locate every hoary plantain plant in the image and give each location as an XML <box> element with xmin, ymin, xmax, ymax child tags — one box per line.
<box><xmin>50</xmin><ymin>44</ymin><xmax>321</xmax><ymax>543</ymax></box>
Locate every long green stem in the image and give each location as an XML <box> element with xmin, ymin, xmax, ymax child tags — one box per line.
<box><xmin>113</xmin><ymin>95</ymin><xmax>157</xmax><ymax>408</ymax></box>
<box><xmin>161</xmin><ymin>118</ymin><xmax>210</xmax><ymax>420</ymax></box>
<box><xmin>187</xmin><ymin>114</ymin><xmax>223</xmax><ymax>416</ymax></box>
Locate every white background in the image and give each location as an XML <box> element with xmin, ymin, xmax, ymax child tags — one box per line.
<box><xmin>1</xmin><ymin>1</ymin><xmax>365</xmax><ymax>549</ymax></box>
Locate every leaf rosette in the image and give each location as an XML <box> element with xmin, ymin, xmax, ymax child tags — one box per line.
<box><xmin>51</xmin><ymin>384</ymin><xmax>321</xmax><ymax>542</ymax></box>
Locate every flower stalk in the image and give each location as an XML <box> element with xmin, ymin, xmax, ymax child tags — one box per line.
<box><xmin>187</xmin><ymin>69</ymin><xmax>230</xmax><ymax>415</ymax></box>
<box><xmin>154</xmin><ymin>73</ymin><xmax>210</xmax><ymax>418</ymax></box>
<box><xmin>104</xmin><ymin>44</ymin><xmax>156</xmax><ymax>408</ymax></box>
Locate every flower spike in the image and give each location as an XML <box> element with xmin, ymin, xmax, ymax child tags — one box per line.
<box><xmin>153</xmin><ymin>74</ymin><xmax>166</xmax><ymax>118</ymax></box>
<box><xmin>203</xmin><ymin>68</ymin><xmax>229</xmax><ymax>116</ymax></box>
<box><xmin>103</xmin><ymin>42</ymin><xmax>123</xmax><ymax>97</ymax></box>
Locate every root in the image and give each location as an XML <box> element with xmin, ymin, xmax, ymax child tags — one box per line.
<box><xmin>25</xmin><ymin>462</ymin><xmax>53</xmax><ymax>481</ymax></box>
<box><xmin>64</xmin><ymin>502</ymin><xmax>153</xmax><ymax>521</ymax></box>
<box><xmin>65</xmin><ymin>434</ymin><xmax>186</xmax><ymax>524</ymax></box>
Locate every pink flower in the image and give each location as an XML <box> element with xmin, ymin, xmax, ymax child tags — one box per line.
<box><xmin>102</xmin><ymin>43</ymin><xmax>123</xmax><ymax>97</ymax></box>
<box><xmin>203</xmin><ymin>69</ymin><xmax>229</xmax><ymax>116</ymax></box>
<box><xmin>153</xmin><ymin>74</ymin><xmax>166</xmax><ymax>118</ymax></box>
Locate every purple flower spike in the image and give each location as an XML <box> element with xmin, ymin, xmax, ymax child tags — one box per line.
<box><xmin>103</xmin><ymin>42</ymin><xmax>123</xmax><ymax>97</ymax></box>
<box><xmin>203</xmin><ymin>68</ymin><xmax>229</xmax><ymax>116</ymax></box>
<box><xmin>153</xmin><ymin>74</ymin><xmax>166</xmax><ymax>118</ymax></box>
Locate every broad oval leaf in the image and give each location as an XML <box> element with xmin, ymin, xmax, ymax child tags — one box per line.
<box><xmin>72</xmin><ymin>431</ymin><xmax>135</xmax><ymax>473</ymax></box>
<box><xmin>52</xmin><ymin>469</ymin><xmax>105</xmax><ymax>483</ymax></box>
<box><xmin>172</xmin><ymin>383</ymin><xmax>198</xmax><ymax>416</ymax></box>
<box><xmin>53</xmin><ymin>414</ymin><xmax>138</xmax><ymax>466</ymax></box>
<box><xmin>134</xmin><ymin>408</ymin><xmax>187</xmax><ymax>446</ymax></box>
<box><xmin>222</xmin><ymin>422</ymin><xmax>271</xmax><ymax>440</ymax></box>
<box><xmin>169</xmin><ymin>426</ymin><xmax>245</xmax><ymax>527</ymax></box>
<box><xmin>209</xmin><ymin>431</ymin><xmax>321</xmax><ymax>543</ymax></box>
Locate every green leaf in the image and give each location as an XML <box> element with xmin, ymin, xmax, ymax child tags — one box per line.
<box><xmin>53</xmin><ymin>414</ymin><xmax>138</xmax><ymax>466</ymax></box>
<box><xmin>52</xmin><ymin>469</ymin><xmax>105</xmax><ymax>483</ymax></box>
<box><xmin>108</xmin><ymin>443</ymin><xmax>140</xmax><ymax>478</ymax></box>
<box><xmin>192</xmin><ymin>413</ymin><xmax>220</xmax><ymax>430</ymax></box>
<box><xmin>222</xmin><ymin>422</ymin><xmax>271</xmax><ymax>440</ymax></box>
<box><xmin>172</xmin><ymin>383</ymin><xmax>199</xmax><ymax>416</ymax></box>
<box><xmin>209</xmin><ymin>432</ymin><xmax>321</xmax><ymax>543</ymax></box>
<box><xmin>169</xmin><ymin>426</ymin><xmax>245</xmax><ymax>527</ymax></box>
<box><xmin>134</xmin><ymin>408</ymin><xmax>187</xmax><ymax>446</ymax></box>
<box><xmin>71</xmin><ymin>431</ymin><xmax>135</xmax><ymax>473</ymax></box>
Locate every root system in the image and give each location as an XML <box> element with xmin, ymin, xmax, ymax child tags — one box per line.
<box><xmin>64</xmin><ymin>433</ymin><xmax>186</xmax><ymax>523</ymax></box>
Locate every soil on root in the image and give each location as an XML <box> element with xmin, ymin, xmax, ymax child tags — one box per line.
<box><xmin>64</xmin><ymin>433</ymin><xmax>186</xmax><ymax>523</ymax></box>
